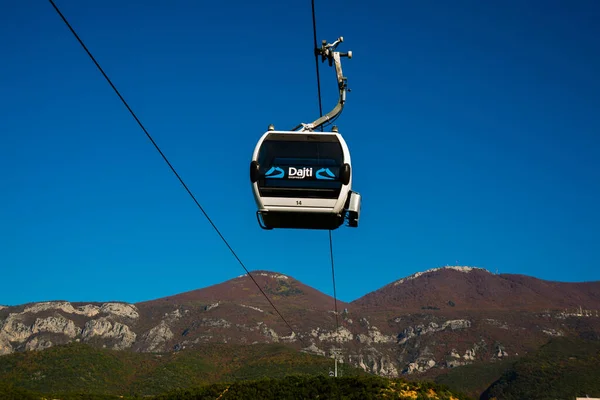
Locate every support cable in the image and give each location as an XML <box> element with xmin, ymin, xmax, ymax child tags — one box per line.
<box><xmin>48</xmin><ymin>0</ymin><xmax>304</xmax><ymax>346</ymax></box>
<box><xmin>310</xmin><ymin>0</ymin><xmax>342</xmax><ymax>373</ymax></box>
<box><xmin>311</xmin><ymin>0</ymin><xmax>324</xmax><ymax>122</ymax></box>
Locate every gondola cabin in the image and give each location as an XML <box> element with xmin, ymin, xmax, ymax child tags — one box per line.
<box><xmin>250</xmin><ymin>127</ymin><xmax>361</xmax><ymax>230</ymax></box>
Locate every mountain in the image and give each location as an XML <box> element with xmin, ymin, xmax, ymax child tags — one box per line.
<box><xmin>142</xmin><ymin>271</ymin><xmax>346</xmax><ymax>312</ymax></box>
<box><xmin>1</xmin><ymin>265</ymin><xmax>599</xmax><ymax>395</ymax></box>
<box><xmin>480</xmin><ymin>337</ymin><xmax>600</xmax><ymax>399</ymax></box>
<box><xmin>432</xmin><ymin>336</ymin><xmax>600</xmax><ymax>399</ymax></box>
<box><xmin>352</xmin><ymin>266</ymin><xmax>600</xmax><ymax>311</ymax></box>
<box><xmin>132</xmin><ymin>271</ymin><xmax>348</xmax><ymax>352</ymax></box>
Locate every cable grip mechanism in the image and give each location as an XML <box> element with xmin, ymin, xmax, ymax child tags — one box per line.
<box><xmin>293</xmin><ymin>37</ymin><xmax>352</xmax><ymax>132</ymax></box>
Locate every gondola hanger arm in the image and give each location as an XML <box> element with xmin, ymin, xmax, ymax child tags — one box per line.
<box><xmin>292</xmin><ymin>37</ymin><xmax>352</xmax><ymax>132</ymax></box>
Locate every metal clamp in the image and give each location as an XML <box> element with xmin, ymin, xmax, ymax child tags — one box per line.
<box><xmin>293</xmin><ymin>37</ymin><xmax>352</xmax><ymax>132</ymax></box>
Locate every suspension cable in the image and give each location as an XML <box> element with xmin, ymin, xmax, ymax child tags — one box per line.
<box><xmin>47</xmin><ymin>0</ymin><xmax>305</xmax><ymax>346</ymax></box>
<box><xmin>328</xmin><ymin>231</ymin><xmax>340</xmax><ymax>331</ymax></box>
<box><xmin>310</xmin><ymin>0</ymin><xmax>342</xmax><ymax>357</ymax></box>
<box><xmin>311</xmin><ymin>0</ymin><xmax>324</xmax><ymax>122</ymax></box>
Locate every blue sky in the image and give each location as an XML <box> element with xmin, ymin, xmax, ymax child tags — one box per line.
<box><xmin>1</xmin><ymin>0</ymin><xmax>599</xmax><ymax>306</ymax></box>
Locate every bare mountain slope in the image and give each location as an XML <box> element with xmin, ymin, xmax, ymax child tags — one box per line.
<box><xmin>132</xmin><ymin>271</ymin><xmax>346</xmax><ymax>350</ymax></box>
<box><xmin>351</xmin><ymin>266</ymin><xmax>600</xmax><ymax>312</ymax></box>
<box><xmin>139</xmin><ymin>270</ymin><xmax>347</xmax><ymax>312</ymax></box>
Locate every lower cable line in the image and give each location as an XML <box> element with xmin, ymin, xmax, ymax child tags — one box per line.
<box><xmin>310</xmin><ymin>0</ymin><xmax>344</xmax><ymax>376</ymax></box>
<box><xmin>47</xmin><ymin>0</ymin><xmax>305</xmax><ymax>346</ymax></box>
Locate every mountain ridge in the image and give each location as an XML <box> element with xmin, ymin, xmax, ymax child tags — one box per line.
<box><xmin>141</xmin><ymin>266</ymin><xmax>600</xmax><ymax>307</ymax></box>
<box><xmin>138</xmin><ymin>269</ymin><xmax>349</xmax><ymax>311</ymax></box>
<box><xmin>1</xmin><ymin>265</ymin><xmax>599</xmax><ymax>381</ymax></box>
<box><xmin>351</xmin><ymin>266</ymin><xmax>600</xmax><ymax>311</ymax></box>
<box><xmin>2</xmin><ymin>266</ymin><xmax>598</xmax><ymax>308</ymax></box>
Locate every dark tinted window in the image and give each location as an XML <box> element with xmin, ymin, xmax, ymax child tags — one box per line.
<box><xmin>257</xmin><ymin>134</ymin><xmax>344</xmax><ymax>199</ymax></box>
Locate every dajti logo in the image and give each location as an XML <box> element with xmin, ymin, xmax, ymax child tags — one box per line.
<box><xmin>265</xmin><ymin>166</ymin><xmax>284</xmax><ymax>179</ymax></box>
<box><xmin>316</xmin><ymin>168</ymin><xmax>335</xmax><ymax>180</ymax></box>
<box><xmin>288</xmin><ymin>167</ymin><xmax>313</xmax><ymax>179</ymax></box>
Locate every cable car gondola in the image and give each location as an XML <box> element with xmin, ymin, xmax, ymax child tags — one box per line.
<box><xmin>249</xmin><ymin>37</ymin><xmax>361</xmax><ymax>230</ymax></box>
<box><xmin>250</xmin><ymin>126</ymin><xmax>360</xmax><ymax>230</ymax></box>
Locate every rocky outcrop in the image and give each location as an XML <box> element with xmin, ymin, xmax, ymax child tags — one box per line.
<box><xmin>354</xmin><ymin>352</ymin><xmax>400</xmax><ymax>377</ymax></box>
<box><xmin>463</xmin><ymin>348</ymin><xmax>476</xmax><ymax>361</ymax></box>
<box><xmin>239</xmin><ymin>304</ymin><xmax>264</xmax><ymax>313</ymax></box>
<box><xmin>301</xmin><ymin>343</ymin><xmax>325</xmax><ymax>356</ymax></box>
<box><xmin>356</xmin><ymin>326</ymin><xmax>395</xmax><ymax>345</ymax></box>
<box><xmin>20</xmin><ymin>301</ymin><xmax>139</xmax><ymax>319</ymax></box>
<box><xmin>401</xmin><ymin>345</ymin><xmax>436</xmax><ymax>374</ymax></box>
<box><xmin>25</xmin><ymin>337</ymin><xmax>54</xmax><ymax>352</ymax></box>
<box><xmin>99</xmin><ymin>303</ymin><xmax>139</xmax><ymax>319</ymax></box>
<box><xmin>32</xmin><ymin>315</ymin><xmax>81</xmax><ymax>338</ymax></box>
<box><xmin>542</xmin><ymin>328</ymin><xmax>563</xmax><ymax>336</ymax></box>
<box><xmin>0</xmin><ymin>301</ymin><xmax>142</xmax><ymax>354</ymax></box>
<box><xmin>443</xmin><ymin>339</ymin><xmax>489</xmax><ymax>368</ymax></box>
<box><xmin>163</xmin><ymin>308</ymin><xmax>186</xmax><ymax>323</ymax></box>
<box><xmin>0</xmin><ymin>335</ymin><xmax>12</xmax><ymax>355</ymax></box>
<box><xmin>397</xmin><ymin>319</ymin><xmax>471</xmax><ymax>344</ymax></box>
<box><xmin>142</xmin><ymin>321</ymin><xmax>174</xmax><ymax>352</ymax></box>
<box><xmin>494</xmin><ymin>343</ymin><xmax>508</xmax><ymax>358</ymax></box>
<box><xmin>81</xmin><ymin>318</ymin><xmax>136</xmax><ymax>350</ymax></box>
<box><xmin>405</xmin><ymin>358</ymin><xmax>436</xmax><ymax>374</ymax></box>
<box><xmin>258</xmin><ymin>322</ymin><xmax>280</xmax><ymax>342</ymax></box>
<box><xmin>257</xmin><ymin>273</ymin><xmax>289</xmax><ymax>280</ymax></box>
<box><xmin>24</xmin><ymin>301</ymin><xmax>99</xmax><ymax>317</ymax></box>
<box><xmin>199</xmin><ymin>318</ymin><xmax>231</xmax><ymax>328</ymax></box>
<box><xmin>77</xmin><ymin>305</ymin><xmax>101</xmax><ymax>317</ymax></box>
<box><xmin>393</xmin><ymin>266</ymin><xmax>488</xmax><ymax>285</ymax></box>
<box><xmin>1</xmin><ymin>314</ymin><xmax>32</xmax><ymax>342</ymax></box>
<box><xmin>446</xmin><ymin>349</ymin><xmax>466</xmax><ymax>368</ymax></box>
<box><xmin>311</xmin><ymin>326</ymin><xmax>353</xmax><ymax>343</ymax></box>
